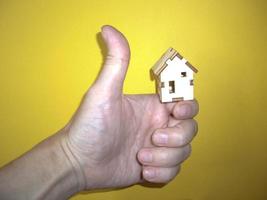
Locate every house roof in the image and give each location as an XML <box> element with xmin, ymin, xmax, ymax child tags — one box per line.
<box><xmin>151</xmin><ymin>47</ymin><xmax>198</xmax><ymax>76</ymax></box>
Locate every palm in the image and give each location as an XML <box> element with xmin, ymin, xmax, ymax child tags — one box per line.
<box><xmin>118</xmin><ymin>95</ymin><xmax>170</xmax><ymax>184</ymax></box>
<box><xmin>105</xmin><ymin>94</ymin><xmax>170</xmax><ymax>186</ymax></box>
<box><xmin>67</xmin><ymin>93</ymin><xmax>170</xmax><ymax>189</ymax></box>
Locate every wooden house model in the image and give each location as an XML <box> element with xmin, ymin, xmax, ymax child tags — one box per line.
<box><xmin>151</xmin><ymin>48</ymin><xmax>198</xmax><ymax>103</ymax></box>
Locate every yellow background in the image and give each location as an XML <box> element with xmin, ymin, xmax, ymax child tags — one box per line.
<box><xmin>0</xmin><ymin>0</ymin><xmax>267</xmax><ymax>199</ymax></box>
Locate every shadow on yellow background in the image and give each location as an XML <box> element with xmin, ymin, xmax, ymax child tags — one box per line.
<box><xmin>0</xmin><ymin>0</ymin><xmax>267</xmax><ymax>199</ymax></box>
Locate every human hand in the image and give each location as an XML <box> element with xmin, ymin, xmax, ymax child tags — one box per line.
<box><xmin>59</xmin><ymin>25</ymin><xmax>199</xmax><ymax>191</ymax></box>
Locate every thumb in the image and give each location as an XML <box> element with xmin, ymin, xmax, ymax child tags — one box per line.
<box><xmin>92</xmin><ymin>25</ymin><xmax>130</xmax><ymax>97</ymax></box>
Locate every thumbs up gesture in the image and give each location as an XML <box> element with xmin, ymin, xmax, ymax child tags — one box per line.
<box><xmin>61</xmin><ymin>25</ymin><xmax>199</xmax><ymax>191</ymax></box>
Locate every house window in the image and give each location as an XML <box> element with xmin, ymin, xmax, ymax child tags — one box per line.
<box><xmin>190</xmin><ymin>79</ymin><xmax>194</xmax><ymax>85</ymax></box>
<box><xmin>181</xmin><ymin>72</ymin><xmax>187</xmax><ymax>77</ymax></box>
<box><xmin>169</xmin><ymin>81</ymin><xmax>175</xmax><ymax>93</ymax></box>
<box><xmin>161</xmin><ymin>82</ymin><xmax>165</xmax><ymax>88</ymax></box>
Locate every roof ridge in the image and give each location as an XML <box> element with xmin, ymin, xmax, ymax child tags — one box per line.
<box><xmin>151</xmin><ymin>47</ymin><xmax>198</xmax><ymax>76</ymax></box>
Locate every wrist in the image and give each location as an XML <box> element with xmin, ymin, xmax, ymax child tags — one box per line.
<box><xmin>34</xmin><ymin>130</ymin><xmax>82</xmax><ymax>199</ymax></box>
<box><xmin>57</xmin><ymin>128</ymin><xmax>87</xmax><ymax>192</ymax></box>
<box><xmin>0</xmin><ymin>128</ymin><xmax>81</xmax><ymax>199</ymax></box>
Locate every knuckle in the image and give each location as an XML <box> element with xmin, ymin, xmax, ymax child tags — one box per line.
<box><xmin>165</xmin><ymin>174</ymin><xmax>175</xmax><ymax>183</ymax></box>
<box><xmin>192</xmin><ymin>119</ymin><xmax>198</xmax><ymax>135</ymax></box>
<box><xmin>185</xmin><ymin>119</ymin><xmax>198</xmax><ymax>137</ymax></box>
<box><xmin>166</xmin><ymin>166</ymin><xmax>181</xmax><ymax>182</ymax></box>
<box><xmin>156</xmin><ymin>169</ymin><xmax>172</xmax><ymax>183</ymax></box>
<box><xmin>184</xmin><ymin>144</ymin><xmax>192</xmax><ymax>159</ymax></box>
<box><xmin>193</xmin><ymin>99</ymin><xmax>199</xmax><ymax>115</ymax></box>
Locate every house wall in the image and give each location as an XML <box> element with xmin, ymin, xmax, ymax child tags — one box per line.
<box><xmin>160</xmin><ymin>57</ymin><xmax>194</xmax><ymax>102</ymax></box>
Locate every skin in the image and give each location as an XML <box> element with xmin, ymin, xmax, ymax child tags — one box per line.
<box><xmin>0</xmin><ymin>25</ymin><xmax>199</xmax><ymax>199</ymax></box>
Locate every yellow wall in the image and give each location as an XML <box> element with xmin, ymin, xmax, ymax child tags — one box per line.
<box><xmin>0</xmin><ymin>0</ymin><xmax>267</xmax><ymax>199</ymax></box>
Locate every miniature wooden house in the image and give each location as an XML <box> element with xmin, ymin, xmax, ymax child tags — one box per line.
<box><xmin>151</xmin><ymin>48</ymin><xmax>198</xmax><ymax>103</ymax></box>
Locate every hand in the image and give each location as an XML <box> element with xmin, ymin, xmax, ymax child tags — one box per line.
<box><xmin>0</xmin><ymin>25</ymin><xmax>199</xmax><ymax>199</ymax></box>
<box><xmin>60</xmin><ymin>25</ymin><xmax>199</xmax><ymax>191</ymax></box>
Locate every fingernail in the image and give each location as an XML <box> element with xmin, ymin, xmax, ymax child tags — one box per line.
<box><xmin>144</xmin><ymin>169</ymin><xmax>155</xmax><ymax>179</ymax></box>
<box><xmin>154</xmin><ymin>133</ymin><xmax>168</xmax><ymax>144</ymax></box>
<box><xmin>179</xmin><ymin>105</ymin><xmax>190</xmax><ymax>117</ymax></box>
<box><xmin>140</xmin><ymin>152</ymin><xmax>153</xmax><ymax>163</ymax></box>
